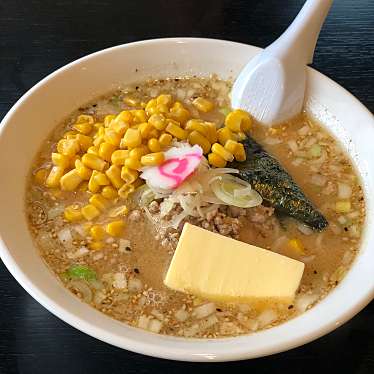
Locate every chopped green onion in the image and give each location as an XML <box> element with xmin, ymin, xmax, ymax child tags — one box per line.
<box><xmin>308</xmin><ymin>144</ymin><xmax>322</xmax><ymax>158</ymax></box>
<box><xmin>66</xmin><ymin>264</ymin><xmax>97</xmax><ymax>282</ymax></box>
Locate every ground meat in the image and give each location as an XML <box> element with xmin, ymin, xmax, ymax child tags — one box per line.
<box><xmin>246</xmin><ymin>205</ymin><xmax>277</xmax><ymax>237</ymax></box>
<box><xmin>247</xmin><ymin>205</ymin><xmax>275</xmax><ymax>223</ymax></box>
<box><xmin>186</xmin><ymin>211</ymin><xmax>241</xmax><ymax>240</ymax></box>
<box><xmin>148</xmin><ymin>200</ymin><xmax>244</xmax><ymax>248</ymax></box>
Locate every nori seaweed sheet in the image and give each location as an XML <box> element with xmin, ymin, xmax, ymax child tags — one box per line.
<box><xmin>231</xmin><ymin>135</ymin><xmax>328</xmax><ymax>230</ymax></box>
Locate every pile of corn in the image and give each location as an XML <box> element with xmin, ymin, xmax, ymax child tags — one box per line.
<box><xmin>34</xmin><ymin>94</ymin><xmax>252</xmax><ymax>229</ymax></box>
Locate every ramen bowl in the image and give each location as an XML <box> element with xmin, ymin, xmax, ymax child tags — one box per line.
<box><xmin>0</xmin><ymin>38</ymin><xmax>373</xmax><ymax>361</ymax></box>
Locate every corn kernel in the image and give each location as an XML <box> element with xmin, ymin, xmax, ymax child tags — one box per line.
<box><xmin>118</xmin><ymin>183</ymin><xmax>135</xmax><ymax>199</ymax></box>
<box><xmin>288</xmin><ymin>239</ymin><xmax>305</xmax><ymax>254</ymax></box>
<box><xmin>208</xmin><ymin>152</ymin><xmax>227</xmax><ymax>168</ymax></box>
<box><xmin>46</xmin><ymin>166</ymin><xmax>65</xmax><ymax>188</ymax></box>
<box><xmin>138</xmin><ymin>122</ymin><xmax>154</xmax><ymax>139</ymax></box>
<box><xmin>185</xmin><ymin>119</ymin><xmax>208</xmax><ymax>136</ymax></box>
<box><xmin>90</xmin><ymin>225</ymin><xmax>105</xmax><ymax>241</ymax></box>
<box><xmin>166</xmin><ymin>122</ymin><xmax>188</xmax><ymax>140</ymax></box>
<box><xmin>89</xmin><ymin>194</ymin><xmax>109</xmax><ymax>211</ymax></box>
<box><xmin>104</xmin><ymin>114</ymin><xmax>116</xmax><ymax>127</ymax></box>
<box><xmin>57</xmin><ymin>138</ymin><xmax>80</xmax><ymax>157</ymax></box>
<box><xmin>188</xmin><ymin>131</ymin><xmax>211</xmax><ymax>154</ymax></box>
<box><xmin>74</xmin><ymin>122</ymin><xmax>92</xmax><ymax>135</ymax></box>
<box><xmin>75</xmin><ymin>134</ymin><xmax>93</xmax><ymax>151</ymax></box>
<box><xmin>93</xmin><ymin>135</ymin><xmax>104</xmax><ymax>147</ymax></box>
<box><xmin>75</xmin><ymin>159</ymin><xmax>93</xmax><ymax>180</ymax></box>
<box><xmin>156</xmin><ymin>103</ymin><xmax>169</xmax><ymax>114</ymax></box>
<box><xmin>115</xmin><ymin>110</ymin><xmax>133</xmax><ymax>126</ymax></box>
<box><xmin>81</xmin><ymin>204</ymin><xmax>100</xmax><ymax>221</ymax></box>
<box><xmin>87</xmin><ymin>146</ymin><xmax>99</xmax><ymax>155</ymax></box>
<box><xmin>64</xmin><ymin>204</ymin><xmax>83</xmax><ymax>222</ymax></box>
<box><xmin>169</xmin><ymin>105</ymin><xmax>190</xmax><ymax>123</ymax></box>
<box><xmin>204</xmin><ymin>122</ymin><xmax>218</xmax><ymax>143</ymax></box>
<box><xmin>34</xmin><ymin>168</ymin><xmax>49</xmax><ymax>185</ymax></box>
<box><xmin>51</xmin><ymin>153</ymin><xmax>70</xmax><ymax>168</ymax></box>
<box><xmin>123</xmin><ymin>96</ymin><xmax>139</xmax><ymax>107</ymax></box>
<box><xmin>106</xmin><ymin>220</ymin><xmax>125</xmax><ymax>237</ymax></box>
<box><xmin>76</xmin><ymin>114</ymin><xmax>94</xmax><ymax>124</ymax></box>
<box><xmin>93</xmin><ymin>170</ymin><xmax>110</xmax><ymax>185</ymax></box>
<box><xmin>131</xmin><ymin>110</ymin><xmax>147</xmax><ymax>124</ymax></box>
<box><xmin>105</xmin><ymin>165</ymin><xmax>124</xmax><ymax>189</ymax></box>
<box><xmin>60</xmin><ymin>169</ymin><xmax>83</xmax><ymax>191</ymax></box>
<box><xmin>225</xmin><ymin>109</ymin><xmax>252</xmax><ymax>132</ymax></box>
<box><xmin>217</xmin><ymin>127</ymin><xmax>235</xmax><ymax>146</ymax></box>
<box><xmin>101</xmin><ymin>186</ymin><xmax>118</xmax><ymax>200</ymax></box>
<box><xmin>124</xmin><ymin>157</ymin><xmax>141</xmax><ymax>170</ymax></box>
<box><xmin>192</xmin><ymin>97</ymin><xmax>214</xmax><ymax>113</ymax></box>
<box><xmin>140</xmin><ymin>152</ymin><xmax>165</xmax><ymax>166</ymax></box>
<box><xmin>122</xmin><ymin>128</ymin><xmax>142</xmax><ymax>148</ymax></box>
<box><xmin>156</xmin><ymin>94</ymin><xmax>172</xmax><ymax>106</ymax></box>
<box><xmin>111</xmin><ymin>149</ymin><xmax>129</xmax><ymax>165</ymax></box>
<box><xmin>159</xmin><ymin>133</ymin><xmax>172</xmax><ymax>147</ymax></box>
<box><xmin>104</xmin><ymin>128</ymin><xmax>121</xmax><ymax>147</ymax></box>
<box><xmin>111</xmin><ymin>119</ymin><xmax>130</xmax><ymax>136</ymax></box>
<box><xmin>148</xmin><ymin>113</ymin><xmax>167</xmax><ymax>130</ymax></box>
<box><xmin>98</xmin><ymin>142</ymin><xmax>116</xmax><ymax>162</ymax></box>
<box><xmin>145</xmin><ymin>99</ymin><xmax>157</xmax><ymax>116</ymax></box>
<box><xmin>88</xmin><ymin>170</ymin><xmax>109</xmax><ymax>193</ymax></box>
<box><xmin>121</xmin><ymin>166</ymin><xmax>139</xmax><ymax>184</ymax></box>
<box><xmin>89</xmin><ymin>241</ymin><xmax>104</xmax><ymax>251</ymax></box>
<box><xmin>235</xmin><ymin>143</ymin><xmax>246</xmax><ymax>162</ymax></box>
<box><xmin>129</xmin><ymin>145</ymin><xmax>148</xmax><ymax>160</ymax></box>
<box><xmin>224</xmin><ymin>139</ymin><xmax>240</xmax><ymax>154</ymax></box>
<box><xmin>147</xmin><ymin>138</ymin><xmax>161</xmax><ymax>152</ymax></box>
<box><xmin>211</xmin><ymin>143</ymin><xmax>234</xmax><ymax>162</ymax></box>
<box><xmin>88</xmin><ymin>175</ymin><xmax>100</xmax><ymax>193</ymax></box>
<box><xmin>82</xmin><ymin>153</ymin><xmax>106</xmax><ymax>171</ymax></box>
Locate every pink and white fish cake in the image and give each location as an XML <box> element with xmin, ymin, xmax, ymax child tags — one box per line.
<box><xmin>140</xmin><ymin>144</ymin><xmax>203</xmax><ymax>190</ymax></box>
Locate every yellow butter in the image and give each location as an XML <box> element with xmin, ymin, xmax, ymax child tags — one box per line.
<box><xmin>164</xmin><ymin>223</ymin><xmax>304</xmax><ymax>304</ymax></box>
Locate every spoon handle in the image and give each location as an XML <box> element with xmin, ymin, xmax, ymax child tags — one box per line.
<box><xmin>267</xmin><ymin>0</ymin><xmax>333</xmax><ymax>64</ymax></box>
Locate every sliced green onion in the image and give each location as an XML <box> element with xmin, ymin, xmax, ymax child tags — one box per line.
<box><xmin>211</xmin><ymin>175</ymin><xmax>262</xmax><ymax>208</ymax></box>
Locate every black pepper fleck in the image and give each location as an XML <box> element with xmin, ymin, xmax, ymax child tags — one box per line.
<box><xmin>344</xmin><ymin>227</ymin><xmax>349</xmax><ymax>232</ymax></box>
<box><xmin>313</xmin><ymin>270</ymin><xmax>318</xmax><ymax>274</ymax></box>
<box><xmin>134</xmin><ymin>268</ymin><xmax>139</xmax><ymax>274</ymax></box>
<box><xmin>288</xmin><ymin>305</ymin><xmax>294</xmax><ymax>309</ymax></box>
<box><xmin>216</xmin><ymin>308</ymin><xmax>222</xmax><ymax>312</ymax></box>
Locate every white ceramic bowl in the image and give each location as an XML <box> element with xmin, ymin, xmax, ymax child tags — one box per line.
<box><xmin>0</xmin><ymin>38</ymin><xmax>373</xmax><ymax>362</ymax></box>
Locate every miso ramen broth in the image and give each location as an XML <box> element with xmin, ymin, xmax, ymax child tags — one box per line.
<box><xmin>26</xmin><ymin>76</ymin><xmax>365</xmax><ymax>338</ymax></box>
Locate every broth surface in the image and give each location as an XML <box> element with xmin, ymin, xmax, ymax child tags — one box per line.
<box><xmin>26</xmin><ymin>77</ymin><xmax>365</xmax><ymax>338</ymax></box>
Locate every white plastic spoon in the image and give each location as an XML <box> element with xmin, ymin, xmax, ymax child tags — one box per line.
<box><xmin>231</xmin><ymin>0</ymin><xmax>333</xmax><ymax>126</ymax></box>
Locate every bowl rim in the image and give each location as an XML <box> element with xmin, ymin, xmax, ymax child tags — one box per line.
<box><xmin>1</xmin><ymin>37</ymin><xmax>374</xmax><ymax>362</ymax></box>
